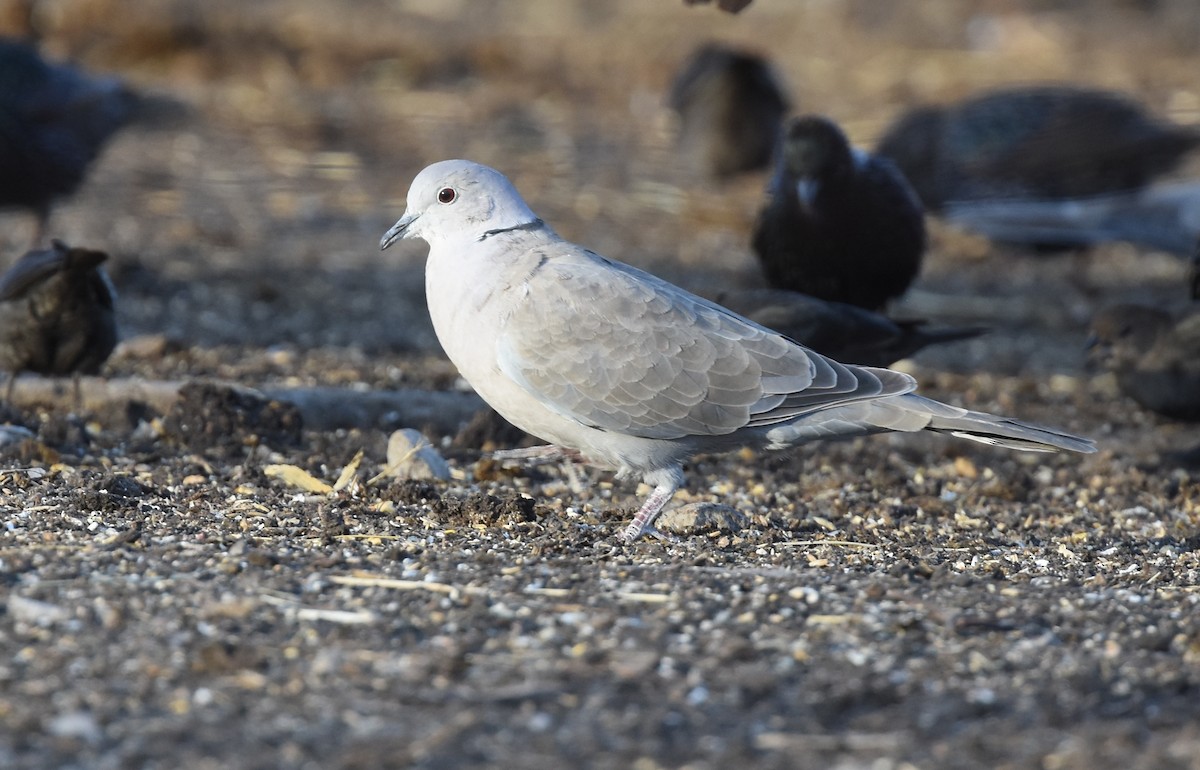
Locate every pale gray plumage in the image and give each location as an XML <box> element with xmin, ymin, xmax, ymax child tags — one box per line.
<box><xmin>381</xmin><ymin>160</ymin><xmax>1095</xmax><ymax>542</ymax></box>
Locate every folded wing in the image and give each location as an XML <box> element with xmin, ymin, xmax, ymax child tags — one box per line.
<box><xmin>496</xmin><ymin>245</ymin><xmax>917</xmax><ymax>441</ymax></box>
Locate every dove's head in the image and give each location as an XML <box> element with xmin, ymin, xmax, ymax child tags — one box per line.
<box><xmin>380</xmin><ymin>160</ymin><xmax>540</xmax><ymax>250</ymax></box>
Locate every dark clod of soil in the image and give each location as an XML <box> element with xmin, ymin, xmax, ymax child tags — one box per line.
<box><xmin>450</xmin><ymin>407</ymin><xmax>533</xmax><ymax>452</ymax></box>
<box><xmin>165</xmin><ymin>380</ymin><xmax>303</xmax><ymax>452</ymax></box>
<box><xmin>72</xmin><ymin>473</ymin><xmax>151</xmax><ymax>512</ymax></box>
<box><xmin>433</xmin><ymin>491</ymin><xmax>540</xmax><ymax>528</ymax></box>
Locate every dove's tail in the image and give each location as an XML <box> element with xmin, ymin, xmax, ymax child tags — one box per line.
<box><xmin>903</xmin><ymin>394</ymin><xmax>1096</xmax><ymax>453</ymax></box>
<box><xmin>766</xmin><ymin>393</ymin><xmax>1096</xmax><ymax>453</ymax></box>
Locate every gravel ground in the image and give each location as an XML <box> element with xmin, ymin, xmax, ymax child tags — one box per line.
<box><xmin>1</xmin><ymin>1</ymin><xmax>1199</xmax><ymax>768</ymax></box>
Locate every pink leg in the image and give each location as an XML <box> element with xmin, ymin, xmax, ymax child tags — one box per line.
<box><xmin>492</xmin><ymin>445</ymin><xmax>576</xmax><ymax>465</ymax></box>
<box><xmin>620</xmin><ymin>476</ymin><xmax>680</xmax><ymax>543</ymax></box>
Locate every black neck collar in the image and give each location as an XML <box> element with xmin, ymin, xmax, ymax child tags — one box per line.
<box><xmin>478</xmin><ymin>218</ymin><xmax>544</xmax><ymax>241</ymax></box>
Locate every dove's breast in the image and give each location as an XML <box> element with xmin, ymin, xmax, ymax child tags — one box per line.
<box><xmin>424</xmin><ymin>241</ymin><xmax>511</xmax><ymax>381</ymax></box>
<box><xmin>424</xmin><ymin>238</ymin><xmax>574</xmax><ymax>434</ymax></box>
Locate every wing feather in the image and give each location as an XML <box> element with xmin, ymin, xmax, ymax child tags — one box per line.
<box><xmin>496</xmin><ymin>244</ymin><xmax>916</xmax><ymax>440</ymax></box>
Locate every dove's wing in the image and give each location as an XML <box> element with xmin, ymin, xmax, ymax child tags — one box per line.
<box><xmin>495</xmin><ymin>245</ymin><xmax>917</xmax><ymax>441</ymax></box>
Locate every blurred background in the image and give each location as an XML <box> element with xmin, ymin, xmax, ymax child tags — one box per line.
<box><xmin>2</xmin><ymin>0</ymin><xmax>1198</xmax><ymax>380</ymax></box>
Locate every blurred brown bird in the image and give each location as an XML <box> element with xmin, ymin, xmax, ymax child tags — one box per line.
<box><xmin>668</xmin><ymin>43</ymin><xmax>789</xmax><ymax>180</ymax></box>
<box><xmin>1087</xmin><ymin>304</ymin><xmax>1200</xmax><ymax>422</ymax></box>
<box><xmin>0</xmin><ymin>239</ymin><xmax>118</xmax><ymax>405</ymax></box>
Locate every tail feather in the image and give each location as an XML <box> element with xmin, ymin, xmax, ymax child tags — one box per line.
<box><xmin>903</xmin><ymin>394</ymin><xmax>1096</xmax><ymax>453</ymax></box>
<box><xmin>765</xmin><ymin>393</ymin><xmax>1096</xmax><ymax>453</ymax></box>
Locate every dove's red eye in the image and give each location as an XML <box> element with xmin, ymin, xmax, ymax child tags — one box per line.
<box><xmin>437</xmin><ymin>187</ymin><xmax>456</xmax><ymax>204</ymax></box>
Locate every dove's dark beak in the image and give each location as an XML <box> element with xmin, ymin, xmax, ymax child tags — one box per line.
<box><xmin>380</xmin><ymin>213</ymin><xmax>418</xmax><ymax>251</ymax></box>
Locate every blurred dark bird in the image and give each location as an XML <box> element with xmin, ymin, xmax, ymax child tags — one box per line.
<box><xmin>939</xmin><ymin>180</ymin><xmax>1200</xmax><ymax>257</ymax></box>
<box><xmin>752</xmin><ymin>115</ymin><xmax>926</xmax><ymax>311</ymax></box>
<box><xmin>717</xmin><ymin>288</ymin><xmax>984</xmax><ymax>367</ymax></box>
<box><xmin>1087</xmin><ymin>304</ymin><xmax>1200</xmax><ymax>421</ymax></box>
<box><xmin>1190</xmin><ymin>237</ymin><xmax>1200</xmax><ymax>300</ymax></box>
<box><xmin>682</xmin><ymin>0</ymin><xmax>754</xmax><ymax>13</ymax></box>
<box><xmin>877</xmin><ymin>86</ymin><xmax>1200</xmax><ymax>212</ymax></box>
<box><xmin>668</xmin><ymin>43</ymin><xmax>789</xmax><ymax>180</ymax></box>
<box><xmin>0</xmin><ymin>239</ymin><xmax>117</xmax><ymax>404</ymax></box>
<box><xmin>0</xmin><ymin>38</ymin><xmax>137</xmax><ymax>243</ymax></box>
